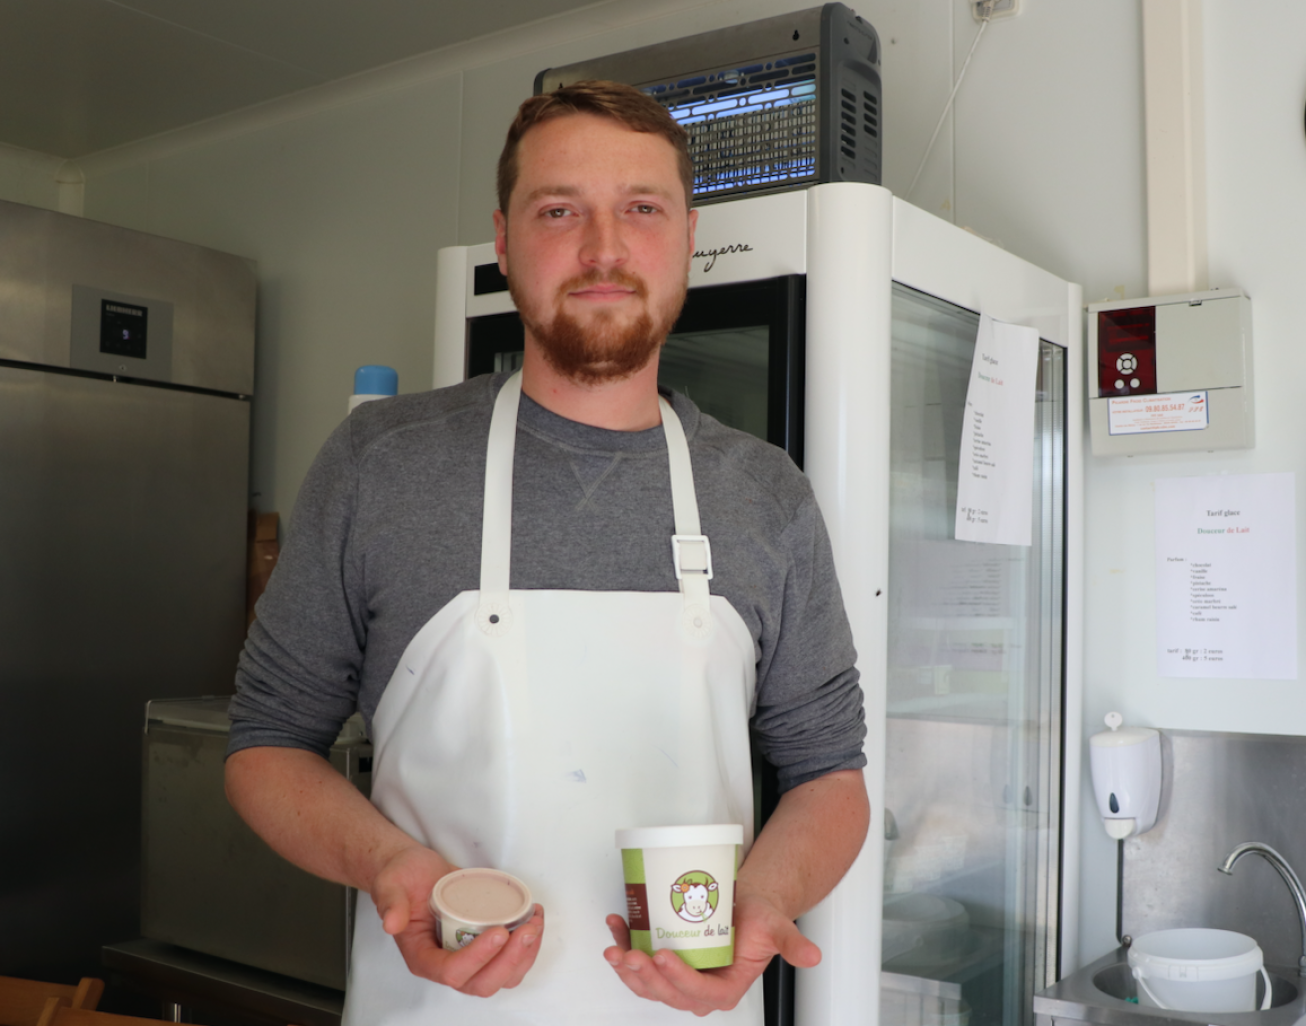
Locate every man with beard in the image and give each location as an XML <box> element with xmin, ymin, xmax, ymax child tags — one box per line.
<box><xmin>225</xmin><ymin>81</ymin><xmax>868</xmax><ymax>1025</ymax></box>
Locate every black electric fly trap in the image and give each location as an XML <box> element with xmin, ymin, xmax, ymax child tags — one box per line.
<box><xmin>534</xmin><ymin>3</ymin><xmax>881</xmax><ymax>203</ymax></box>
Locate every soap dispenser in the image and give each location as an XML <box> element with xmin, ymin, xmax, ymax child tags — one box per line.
<box><xmin>1089</xmin><ymin>712</ymin><xmax>1162</xmax><ymax>840</ymax></box>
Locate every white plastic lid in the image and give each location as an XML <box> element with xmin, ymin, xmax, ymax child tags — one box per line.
<box><xmin>615</xmin><ymin>824</ymin><xmax>743</xmax><ymax>850</ymax></box>
<box><xmin>1128</xmin><ymin>928</ymin><xmax>1264</xmax><ymax>981</ymax></box>
<box><xmin>428</xmin><ymin>868</ymin><xmax>533</xmax><ymax>928</ymax></box>
<box><xmin>883</xmin><ymin>893</ymin><xmax>967</xmax><ymax>927</ymax></box>
<box><xmin>1090</xmin><ymin>711</ymin><xmax>1159</xmax><ymax>748</ymax></box>
<box><xmin>1091</xmin><ymin>728</ymin><xmax>1158</xmax><ymax>748</ymax></box>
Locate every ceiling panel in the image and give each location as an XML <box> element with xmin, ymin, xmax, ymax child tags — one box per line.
<box><xmin>113</xmin><ymin>0</ymin><xmax>605</xmax><ymax>79</ymax></box>
<box><xmin>0</xmin><ymin>0</ymin><xmax>323</xmax><ymax>156</ymax></box>
<box><xmin>0</xmin><ymin>0</ymin><xmax>605</xmax><ymax>159</ymax></box>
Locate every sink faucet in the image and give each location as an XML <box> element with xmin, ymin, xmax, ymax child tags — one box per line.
<box><xmin>1219</xmin><ymin>841</ymin><xmax>1306</xmax><ymax>977</ymax></box>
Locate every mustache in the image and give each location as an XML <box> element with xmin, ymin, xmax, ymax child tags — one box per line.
<box><xmin>556</xmin><ymin>268</ymin><xmax>648</xmax><ymax>300</ymax></box>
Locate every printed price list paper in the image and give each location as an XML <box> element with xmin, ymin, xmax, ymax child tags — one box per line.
<box><xmin>955</xmin><ymin>314</ymin><xmax>1040</xmax><ymax>546</ymax></box>
<box><xmin>1154</xmin><ymin>472</ymin><xmax>1297</xmax><ymax>679</ymax></box>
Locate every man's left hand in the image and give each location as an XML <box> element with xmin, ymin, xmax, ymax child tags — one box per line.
<box><xmin>602</xmin><ymin>888</ymin><xmax>820</xmax><ymax>1016</ymax></box>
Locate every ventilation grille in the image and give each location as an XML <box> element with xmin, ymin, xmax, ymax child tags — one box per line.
<box><xmin>835</xmin><ymin>83</ymin><xmax>880</xmax><ymax>180</ymax></box>
<box><xmin>841</xmin><ymin>86</ymin><xmax>882</xmax><ymax>158</ymax></box>
<box><xmin>643</xmin><ymin>53</ymin><xmax>819</xmax><ymax>199</ymax></box>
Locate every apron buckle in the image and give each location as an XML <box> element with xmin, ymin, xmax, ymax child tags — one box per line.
<box><xmin>671</xmin><ymin>534</ymin><xmax>714</xmax><ymax>581</ymax></box>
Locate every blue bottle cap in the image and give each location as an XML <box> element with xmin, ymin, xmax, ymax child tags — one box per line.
<box><xmin>354</xmin><ymin>365</ymin><xmax>398</xmax><ymax>396</ymax></box>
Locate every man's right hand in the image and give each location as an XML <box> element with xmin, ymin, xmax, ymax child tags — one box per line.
<box><xmin>225</xmin><ymin>749</ymin><xmax>546</xmax><ymax>997</ymax></box>
<box><xmin>371</xmin><ymin>845</ymin><xmax>546</xmax><ymax>997</ymax></box>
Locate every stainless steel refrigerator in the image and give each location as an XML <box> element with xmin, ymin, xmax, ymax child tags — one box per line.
<box><xmin>0</xmin><ymin>199</ymin><xmax>255</xmax><ymax>983</ymax></box>
<box><xmin>435</xmin><ymin>182</ymin><xmax>1084</xmax><ymax>1026</ymax></box>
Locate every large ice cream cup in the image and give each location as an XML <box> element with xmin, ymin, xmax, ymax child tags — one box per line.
<box><xmin>428</xmin><ymin>868</ymin><xmax>533</xmax><ymax>952</ymax></box>
<box><xmin>615</xmin><ymin>824</ymin><xmax>743</xmax><ymax>969</ymax></box>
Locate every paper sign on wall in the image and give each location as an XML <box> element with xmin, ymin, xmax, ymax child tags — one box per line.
<box><xmin>955</xmin><ymin>314</ymin><xmax>1040</xmax><ymax>546</ymax></box>
<box><xmin>1154</xmin><ymin>472</ymin><xmax>1297</xmax><ymax>679</ymax></box>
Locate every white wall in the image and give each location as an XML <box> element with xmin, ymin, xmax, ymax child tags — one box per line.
<box><xmin>953</xmin><ymin>4</ymin><xmax>1147</xmax><ymax>305</ymax></box>
<box><xmin>1075</xmin><ymin>0</ymin><xmax>1306</xmax><ymax>962</ymax></box>
<box><xmin>0</xmin><ymin>141</ymin><xmax>65</xmax><ymax>211</ymax></box>
<box><xmin>83</xmin><ymin>78</ymin><xmax>460</xmax><ymax>517</ymax></box>
<box><xmin>65</xmin><ymin>0</ymin><xmax>1306</xmax><ymax>981</ymax></box>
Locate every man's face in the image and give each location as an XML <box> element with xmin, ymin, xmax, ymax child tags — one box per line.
<box><xmin>494</xmin><ymin>113</ymin><xmax>697</xmax><ymax>385</ymax></box>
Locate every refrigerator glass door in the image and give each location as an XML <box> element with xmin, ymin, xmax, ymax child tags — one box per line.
<box><xmin>881</xmin><ymin>283</ymin><xmax>1065</xmax><ymax>1026</ymax></box>
<box><xmin>466</xmin><ymin>276</ymin><xmax>804</xmax><ymax>461</ymax></box>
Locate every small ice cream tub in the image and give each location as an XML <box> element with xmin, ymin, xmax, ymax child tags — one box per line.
<box><xmin>615</xmin><ymin>824</ymin><xmax>743</xmax><ymax>969</ymax></box>
<box><xmin>429</xmin><ymin>868</ymin><xmax>534</xmax><ymax>951</ymax></box>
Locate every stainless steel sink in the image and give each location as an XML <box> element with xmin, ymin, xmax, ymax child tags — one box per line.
<box><xmin>1091</xmin><ymin>962</ymin><xmax>1299</xmax><ymax>1009</ymax></box>
<box><xmin>1035</xmin><ymin>947</ymin><xmax>1306</xmax><ymax>1025</ymax></box>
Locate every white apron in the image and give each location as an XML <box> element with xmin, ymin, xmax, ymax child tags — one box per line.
<box><xmin>342</xmin><ymin>373</ymin><xmax>763</xmax><ymax>1025</ymax></box>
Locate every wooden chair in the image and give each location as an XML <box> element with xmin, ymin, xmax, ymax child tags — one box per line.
<box><xmin>0</xmin><ymin>978</ymin><xmax>103</xmax><ymax>1026</ymax></box>
<box><xmin>36</xmin><ymin>1004</ymin><xmax>162</xmax><ymax>1026</ymax></box>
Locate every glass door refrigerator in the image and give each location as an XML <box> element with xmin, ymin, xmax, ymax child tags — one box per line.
<box><xmin>433</xmin><ymin>183</ymin><xmax>1084</xmax><ymax>1026</ymax></box>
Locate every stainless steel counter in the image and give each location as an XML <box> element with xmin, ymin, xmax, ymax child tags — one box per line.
<box><xmin>1035</xmin><ymin>947</ymin><xmax>1305</xmax><ymax>1026</ymax></box>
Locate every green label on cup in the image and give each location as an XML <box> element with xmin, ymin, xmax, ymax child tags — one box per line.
<box><xmin>620</xmin><ymin>842</ymin><xmax>738</xmax><ymax>967</ymax></box>
<box><xmin>676</xmin><ymin>944</ymin><xmax>735</xmax><ymax>970</ymax></box>
<box><xmin>622</xmin><ymin>848</ymin><xmax>646</xmax><ymax>884</ymax></box>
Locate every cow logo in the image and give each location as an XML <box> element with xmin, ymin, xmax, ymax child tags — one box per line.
<box><xmin>671</xmin><ymin>871</ymin><xmax>719</xmax><ymax>923</ymax></box>
<box><xmin>455</xmin><ymin>928</ymin><xmax>478</xmax><ymax>948</ymax></box>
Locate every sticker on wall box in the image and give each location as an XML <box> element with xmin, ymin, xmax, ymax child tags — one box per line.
<box><xmin>1108</xmin><ymin>390</ymin><xmax>1209</xmax><ymax>435</ymax></box>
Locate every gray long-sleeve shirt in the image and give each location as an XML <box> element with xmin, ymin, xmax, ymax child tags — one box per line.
<box><xmin>229</xmin><ymin>373</ymin><xmax>865</xmax><ymax>792</ymax></box>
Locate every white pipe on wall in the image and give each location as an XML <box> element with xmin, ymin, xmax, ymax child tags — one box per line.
<box><xmin>1142</xmin><ymin>0</ymin><xmax>1208</xmax><ymax>295</ymax></box>
<box><xmin>54</xmin><ymin>160</ymin><xmax>84</xmax><ymax>217</ymax></box>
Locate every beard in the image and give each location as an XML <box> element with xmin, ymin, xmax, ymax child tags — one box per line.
<box><xmin>510</xmin><ymin>267</ymin><xmax>687</xmax><ymax>386</ymax></box>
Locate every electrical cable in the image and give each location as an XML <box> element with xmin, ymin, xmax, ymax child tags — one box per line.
<box><xmin>905</xmin><ymin>2</ymin><xmax>994</xmax><ymax>201</ymax></box>
<box><xmin>1117</xmin><ymin>838</ymin><xmax>1126</xmax><ymax>945</ymax></box>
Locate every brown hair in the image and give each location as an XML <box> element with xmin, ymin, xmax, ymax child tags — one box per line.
<box><xmin>496</xmin><ymin>80</ymin><xmax>694</xmax><ymax>214</ymax></box>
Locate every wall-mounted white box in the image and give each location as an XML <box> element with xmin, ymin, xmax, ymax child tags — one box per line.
<box><xmin>1087</xmin><ymin>289</ymin><xmax>1253</xmax><ymax>456</ymax></box>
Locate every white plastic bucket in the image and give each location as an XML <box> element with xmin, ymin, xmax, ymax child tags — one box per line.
<box><xmin>615</xmin><ymin>824</ymin><xmax>742</xmax><ymax>969</ymax></box>
<box><xmin>923</xmin><ymin>998</ymin><xmax>971</xmax><ymax>1026</ymax></box>
<box><xmin>882</xmin><ymin>893</ymin><xmax>970</xmax><ymax>966</ymax></box>
<box><xmin>1128</xmin><ymin>928</ymin><xmax>1271</xmax><ymax>1013</ymax></box>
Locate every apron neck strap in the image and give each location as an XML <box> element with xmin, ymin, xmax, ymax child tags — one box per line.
<box><xmin>479</xmin><ymin>372</ymin><xmax>522</xmax><ymax>611</ymax></box>
<box><xmin>658</xmin><ymin>396</ymin><xmax>713</xmax><ymax>615</ymax></box>
<box><xmin>480</xmin><ymin>374</ymin><xmax>713</xmax><ymax>625</ymax></box>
